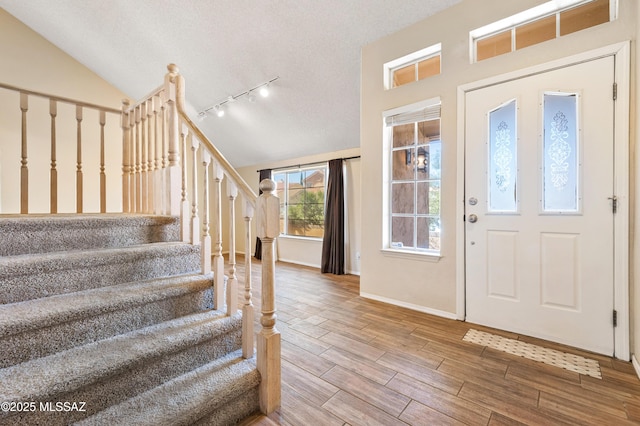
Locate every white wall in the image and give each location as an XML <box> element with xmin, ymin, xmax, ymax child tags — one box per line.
<box><xmin>0</xmin><ymin>9</ymin><xmax>128</xmax><ymax>213</ymax></box>
<box><xmin>361</xmin><ymin>0</ymin><xmax>637</xmax><ymax>320</ymax></box>
<box><xmin>235</xmin><ymin>147</ymin><xmax>361</xmax><ymax>274</ymax></box>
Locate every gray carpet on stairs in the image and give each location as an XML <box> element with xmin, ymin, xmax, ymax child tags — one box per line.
<box><xmin>0</xmin><ymin>214</ymin><xmax>260</xmax><ymax>425</ymax></box>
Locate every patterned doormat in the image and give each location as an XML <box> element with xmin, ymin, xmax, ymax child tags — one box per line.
<box><xmin>462</xmin><ymin>328</ymin><xmax>602</xmax><ymax>379</ymax></box>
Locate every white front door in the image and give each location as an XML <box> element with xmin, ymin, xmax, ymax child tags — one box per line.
<box><xmin>465</xmin><ymin>56</ymin><xmax>616</xmax><ymax>356</ymax></box>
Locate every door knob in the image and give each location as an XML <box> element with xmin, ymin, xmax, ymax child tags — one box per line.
<box><xmin>468</xmin><ymin>214</ymin><xmax>478</xmax><ymax>223</ymax></box>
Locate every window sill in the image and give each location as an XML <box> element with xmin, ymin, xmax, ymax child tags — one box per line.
<box><xmin>380</xmin><ymin>248</ymin><xmax>441</xmax><ymax>262</ymax></box>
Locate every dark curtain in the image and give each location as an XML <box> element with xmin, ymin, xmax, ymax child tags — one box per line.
<box><xmin>321</xmin><ymin>159</ymin><xmax>345</xmax><ymax>274</ymax></box>
<box><xmin>254</xmin><ymin>169</ymin><xmax>272</xmax><ymax>260</ymax></box>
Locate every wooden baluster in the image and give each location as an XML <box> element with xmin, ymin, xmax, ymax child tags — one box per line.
<box><xmin>180</xmin><ymin>124</ymin><xmax>189</xmax><ymax>242</ymax></box>
<box><xmin>134</xmin><ymin>106</ymin><xmax>141</xmax><ymax>212</ymax></box>
<box><xmin>20</xmin><ymin>93</ymin><xmax>28</xmax><ymax>214</ymax></box>
<box><xmin>242</xmin><ymin>199</ymin><xmax>255</xmax><ymax>358</ymax></box>
<box><xmin>201</xmin><ymin>150</ymin><xmax>212</xmax><ymax>274</ymax></box>
<box><xmin>146</xmin><ymin>99</ymin><xmax>154</xmax><ymax>213</ymax></box>
<box><xmin>164</xmin><ymin>64</ymin><xmax>182</xmax><ymax>216</ymax></box>
<box><xmin>140</xmin><ymin>102</ymin><xmax>148</xmax><ymax>213</ymax></box>
<box><xmin>212</xmin><ymin>161</ymin><xmax>225</xmax><ymax>310</ymax></box>
<box><xmin>49</xmin><ymin>100</ymin><xmax>57</xmax><ymax>214</ymax></box>
<box><xmin>121</xmin><ymin>100</ymin><xmax>132</xmax><ymax>213</ymax></box>
<box><xmin>76</xmin><ymin>105</ymin><xmax>83</xmax><ymax>213</ymax></box>
<box><xmin>129</xmin><ymin>106</ymin><xmax>136</xmax><ymax>212</ymax></box>
<box><xmin>256</xmin><ymin>178</ymin><xmax>281</xmax><ymax>414</ymax></box>
<box><xmin>190</xmin><ymin>134</ymin><xmax>200</xmax><ymax>245</ymax></box>
<box><xmin>99</xmin><ymin>110</ymin><xmax>106</xmax><ymax>213</ymax></box>
<box><xmin>227</xmin><ymin>180</ymin><xmax>238</xmax><ymax>316</ymax></box>
<box><xmin>160</xmin><ymin>100</ymin><xmax>167</xmax><ymax>215</ymax></box>
<box><xmin>153</xmin><ymin>96</ymin><xmax>162</xmax><ymax>214</ymax></box>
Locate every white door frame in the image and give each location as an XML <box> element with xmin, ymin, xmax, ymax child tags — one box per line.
<box><xmin>455</xmin><ymin>41</ymin><xmax>630</xmax><ymax>360</ymax></box>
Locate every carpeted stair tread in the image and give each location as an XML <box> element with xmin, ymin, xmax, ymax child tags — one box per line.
<box><xmin>77</xmin><ymin>350</ymin><xmax>260</xmax><ymax>426</ymax></box>
<box><xmin>0</xmin><ymin>310</ymin><xmax>241</xmax><ymax>403</ymax></box>
<box><xmin>0</xmin><ymin>214</ymin><xmax>180</xmax><ymax>256</ymax></box>
<box><xmin>0</xmin><ymin>242</ymin><xmax>201</xmax><ymax>303</ymax></box>
<box><xmin>0</xmin><ymin>272</ymin><xmax>214</xmax><ymax>338</ymax></box>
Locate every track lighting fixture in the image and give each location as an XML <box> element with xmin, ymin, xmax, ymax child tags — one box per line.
<box><xmin>197</xmin><ymin>76</ymin><xmax>279</xmax><ymax>119</ymax></box>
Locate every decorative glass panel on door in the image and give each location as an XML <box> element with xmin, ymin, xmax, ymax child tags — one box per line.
<box><xmin>488</xmin><ymin>99</ymin><xmax>517</xmax><ymax>212</ymax></box>
<box><xmin>543</xmin><ymin>92</ymin><xmax>579</xmax><ymax>212</ymax></box>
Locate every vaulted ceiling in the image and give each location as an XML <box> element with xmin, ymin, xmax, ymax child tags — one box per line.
<box><xmin>0</xmin><ymin>0</ymin><xmax>460</xmax><ymax>167</ymax></box>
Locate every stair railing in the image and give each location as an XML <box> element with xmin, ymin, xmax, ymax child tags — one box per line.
<box><xmin>0</xmin><ymin>82</ymin><xmax>121</xmax><ymax>214</ymax></box>
<box><xmin>121</xmin><ymin>64</ymin><xmax>281</xmax><ymax>415</ymax></box>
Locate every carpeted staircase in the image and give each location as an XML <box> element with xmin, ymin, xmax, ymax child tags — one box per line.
<box><xmin>0</xmin><ymin>214</ymin><xmax>261</xmax><ymax>425</ymax></box>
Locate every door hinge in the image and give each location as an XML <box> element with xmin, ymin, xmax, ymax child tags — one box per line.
<box><xmin>613</xmin><ymin>310</ymin><xmax>618</xmax><ymax>327</ymax></box>
<box><xmin>609</xmin><ymin>196</ymin><xmax>618</xmax><ymax>214</ymax></box>
<box><xmin>613</xmin><ymin>82</ymin><xmax>617</xmax><ymax>101</ymax></box>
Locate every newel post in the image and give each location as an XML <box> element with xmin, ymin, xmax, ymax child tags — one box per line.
<box><xmin>256</xmin><ymin>178</ymin><xmax>281</xmax><ymax>414</ymax></box>
<box><xmin>164</xmin><ymin>63</ymin><xmax>183</xmax><ymax>216</ymax></box>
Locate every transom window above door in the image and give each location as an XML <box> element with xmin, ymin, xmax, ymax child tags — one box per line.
<box><xmin>470</xmin><ymin>0</ymin><xmax>616</xmax><ymax>62</ymax></box>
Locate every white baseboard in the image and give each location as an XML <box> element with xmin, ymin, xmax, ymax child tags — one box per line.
<box><xmin>277</xmin><ymin>258</ymin><xmax>320</xmax><ymax>269</ymax></box>
<box><xmin>360</xmin><ymin>292</ymin><xmax>457</xmax><ymax>320</ymax></box>
<box><xmin>632</xmin><ymin>355</ymin><xmax>640</xmax><ymax>380</ymax></box>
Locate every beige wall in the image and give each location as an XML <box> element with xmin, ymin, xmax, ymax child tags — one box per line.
<box><xmin>235</xmin><ymin>147</ymin><xmax>361</xmax><ymax>274</ymax></box>
<box><xmin>361</xmin><ymin>0</ymin><xmax>637</xmax><ymax>324</ymax></box>
<box><xmin>0</xmin><ymin>9</ymin><xmax>128</xmax><ymax>213</ymax></box>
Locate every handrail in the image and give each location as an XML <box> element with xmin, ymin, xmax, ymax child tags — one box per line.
<box><xmin>126</xmin><ymin>84</ymin><xmax>164</xmax><ymax>111</ymax></box>
<box><xmin>177</xmin><ymin>110</ymin><xmax>258</xmax><ymax>204</ymax></box>
<box><xmin>0</xmin><ymin>82</ymin><xmax>121</xmax><ymax>114</ymax></box>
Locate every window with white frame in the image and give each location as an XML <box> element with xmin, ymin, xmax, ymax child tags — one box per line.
<box><xmin>385</xmin><ymin>100</ymin><xmax>441</xmax><ymax>253</ymax></box>
<box><xmin>274</xmin><ymin>166</ymin><xmax>327</xmax><ymax>238</ymax></box>
<box><xmin>470</xmin><ymin>0</ymin><xmax>616</xmax><ymax>62</ymax></box>
<box><xmin>384</xmin><ymin>43</ymin><xmax>441</xmax><ymax>90</ymax></box>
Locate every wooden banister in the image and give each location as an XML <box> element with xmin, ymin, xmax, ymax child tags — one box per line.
<box><xmin>119</xmin><ymin>64</ymin><xmax>281</xmax><ymax>415</ymax></box>
<box><xmin>176</xmin><ymin>110</ymin><xmax>258</xmax><ymax>205</ymax></box>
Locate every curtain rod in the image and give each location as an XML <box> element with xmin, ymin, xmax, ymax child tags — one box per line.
<box><xmin>257</xmin><ymin>155</ymin><xmax>360</xmax><ymax>173</ymax></box>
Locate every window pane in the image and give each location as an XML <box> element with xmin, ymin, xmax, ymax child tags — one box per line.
<box><xmin>392</xmin><ymin>217</ymin><xmax>414</xmax><ymax>248</ymax></box>
<box><xmin>417</xmin><ymin>55</ymin><xmax>440</xmax><ymax>80</ymax></box>
<box><xmin>392</xmin><ymin>63</ymin><xmax>415</xmax><ymax>88</ymax></box>
<box><xmin>429</xmin><ymin>141</ymin><xmax>441</xmax><ymax>180</ymax></box>
<box><xmin>560</xmin><ymin>0</ymin><xmax>610</xmax><ymax>36</ymax></box>
<box><xmin>281</xmin><ymin>167</ymin><xmax>326</xmax><ymax>238</ymax></box>
<box><xmin>392</xmin><ymin>148</ymin><xmax>415</xmax><ymax>181</ymax></box>
<box><xmin>415</xmin><ymin>146</ymin><xmax>429</xmax><ymax>179</ymax></box>
<box><xmin>392</xmin><ymin>182</ymin><xmax>414</xmax><ymax>214</ymax></box>
<box><xmin>274</xmin><ymin>173</ymin><xmax>286</xmax><ymax>198</ymax></box>
<box><xmin>304</xmin><ymin>168</ymin><xmax>325</xmax><ymax>188</ymax></box>
<box><xmin>489</xmin><ymin>100</ymin><xmax>517</xmax><ymax>212</ymax></box>
<box><xmin>516</xmin><ymin>15</ymin><xmax>556</xmax><ymax>50</ymax></box>
<box><xmin>417</xmin><ymin>217</ymin><xmax>440</xmax><ymax>250</ymax></box>
<box><xmin>417</xmin><ymin>181</ymin><xmax>440</xmax><ymax>215</ymax></box>
<box><xmin>287</xmin><ymin>217</ymin><xmax>305</xmax><ymax>236</ymax></box>
<box><xmin>417</xmin><ymin>119</ymin><xmax>440</xmax><ymax>144</ymax></box>
<box><xmin>477</xmin><ymin>30</ymin><xmax>512</xmax><ymax>61</ymax></box>
<box><xmin>393</xmin><ymin>123</ymin><xmax>415</xmax><ymax>148</ymax></box>
<box><xmin>543</xmin><ymin>93</ymin><xmax>578</xmax><ymax>212</ymax></box>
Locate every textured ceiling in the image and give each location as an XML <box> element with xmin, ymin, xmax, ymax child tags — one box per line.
<box><xmin>0</xmin><ymin>0</ymin><xmax>460</xmax><ymax>167</ymax></box>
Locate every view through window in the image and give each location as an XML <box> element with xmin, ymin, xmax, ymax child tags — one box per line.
<box><xmin>274</xmin><ymin>166</ymin><xmax>327</xmax><ymax>238</ymax></box>
<box><xmin>386</xmin><ymin>102</ymin><xmax>442</xmax><ymax>253</ymax></box>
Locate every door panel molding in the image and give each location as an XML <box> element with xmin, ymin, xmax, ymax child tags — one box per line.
<box><xmin>456</xmin><ymin>41</ymin><xmax>630</xmax><ymax>360</ymax></box>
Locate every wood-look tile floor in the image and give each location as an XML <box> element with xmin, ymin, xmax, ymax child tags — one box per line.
<box><xmin>238</xmin><ymin>260</ymin><xmax>640</xmax><ymax>425</ymax></box>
